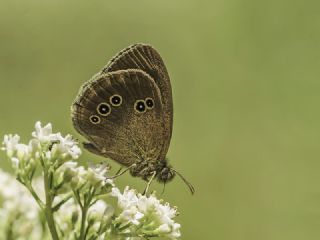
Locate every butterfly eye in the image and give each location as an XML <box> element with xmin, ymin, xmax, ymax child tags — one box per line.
<box><xmin>145</xmin><ymin>97</ymin><xmax>154</xmax><ymax>109</ymax></box>
<box><xmin>97</xmin><ymin>103</ymin><xmax>111</xmax><ymax>116</ymax></box>
<box><xmin>110</xmin><ymin>94</ymin><xmax>122</xmax><ymax>107</ymax></box>
<box><xmin>89</xmin><ymin>115</ymin><xmax>101</xmax><ymax>124</ymax></box>
<box><xmin>134</xmin><ymin>100</ymin><xmax>146</xmax><ymax>113</ymax></box>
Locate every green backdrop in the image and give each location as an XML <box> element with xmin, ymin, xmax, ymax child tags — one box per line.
<box><xmin>1</xmin><ymin>0</ymin><xmax>320</xmax><ymax>239</ymax></box>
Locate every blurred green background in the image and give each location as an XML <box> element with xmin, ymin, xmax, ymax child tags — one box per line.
<box><xmin>1</xmin><ymin>0</ymin><xmax>320</xmax><ymax>239</ymax></box>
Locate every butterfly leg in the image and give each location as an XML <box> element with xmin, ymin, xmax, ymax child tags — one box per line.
<box><xmin>115</xmin><ymin>167</ymin><xmax>123</xmax><ymax>175</ymax></box>
<box><xmin>142</xmin><ymin>171</ymin><xmax>156</xmax><ymax>195</ymax></box>
<box><xmin>107</xmin><ymin>164</ymin><xmax>136</xmax><ymax>179</ymax></box>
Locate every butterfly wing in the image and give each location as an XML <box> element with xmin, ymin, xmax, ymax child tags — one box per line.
<box><xmin>71</xmin><ymin>69</ymin><xmax>166</xmax><ymax>167</ymax></box>
<box><xmin>99</xmin><ymin>44</ymin><xmax>173</xmax><ymax>159</ymax></box>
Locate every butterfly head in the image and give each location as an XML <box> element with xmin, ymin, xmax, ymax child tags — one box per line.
<box><xmin>156</xmin><ymin>159</ymin><xmax>195</xmax><ymax>195</ymax></box>
<box><xmin>156</xmin><ymin>160</ymin><xmax>176</xmax><ymax>183</ymax></box>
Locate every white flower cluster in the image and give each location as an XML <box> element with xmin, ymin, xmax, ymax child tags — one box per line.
<box><xmin>0</xmin><ymin>169</ymin><xmax>46</xmax><ymax>240</ymax></box>
<box><xmin>1</xmin><ymin>121</ymin><xmax>182</xmax><ymax>240</ymax></box>
<box><xmin>2</xmin><ymin>122</ymin><xmax>81</xmax><ymax>180</ymax></box>
<box><xmin>54</xmin><ymin>161</ymin><xmax>114</xmax><ymax>195</ymax></box>
<box><xmin>54</xmin><ymin>198</ymin><xmax>114</xmax><ymax>239</ymax></box>
<box><xmin>0</xmin><ymin>169</ymin><xmax>115</xmax><ymax>240</ymax></box>
<box><xmin>111</xmin><ymin>187</ymin><xmax>181</xmax><ymax>239</ymax></box>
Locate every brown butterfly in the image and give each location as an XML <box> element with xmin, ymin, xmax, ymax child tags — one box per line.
<box><xmin>71</xmin><ymin>44</ymin><xmax>194</xmax><ymax>194</ymax></box>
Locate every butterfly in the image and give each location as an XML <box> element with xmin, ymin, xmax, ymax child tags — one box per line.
<box><xmin>71</xmin><ymin>44</ymin><xmax>194</xmax><ymax>194</ymax></box>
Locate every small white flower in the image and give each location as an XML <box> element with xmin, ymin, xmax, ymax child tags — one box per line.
<box><xmin>56</xmin><ymin>161</ymin><xmax>78</xmax><ymax>182</ymax></box>
<box><xmin>54</xmin><ymin>161</ymin><xmax>86</xmax><ymax>191</ymax></box>
<box><xmin>156</xmin><ymin>224</ymin><xmax>171</xmax><ymax>233</ymax></box>
<box><xmin>11</xmin><ymin>157</ymin><xmax>19</xmax><ymax>171</ymax></box>
<box><xmin>2</xmin><ymin>135</ymin><xmax>37</xmax><ymax>177</ymax></box>
<box><xmin>88</xmin><ymin>200</ymin><xmax>111</xmax><ymax>223</ymax></box>
<box><xmin>62</xmin><ymin>161</ymin><xmax>78</xmax><ymax>171</ymax></box>
<box><xmin>2</xmin><ymin>134</ymin><xmax>20</xmax><ymax>157</ymax></box>
<box><xmin>86</xmin><ymin>163</ymin><xmax>113</xmax><ymax>187</ymax></box>
<box><xmin>16</xmin><ymin>143</ymin><xmax>31</xmax><ymax>160</ymax></box>
<box><xmin>168</xmin><ymin>223</ymin><xmax>181</xmax><ymax>239</ymax></box>
<box><xmin>64</xmin><ymin>165</ymin><xmax>88</xmax><ymax>189</ymax></box>
<box><xmin>50</xmin><ymin>133</ymin><xmax>81</xmax><ymax>162</ymax></box>
<box><xmin>29</xmin><ymin>139</ymin><xmax>41</xmax><ymax>156</ymax></box>
<box><xmin>91</xmin><ymin>200</ymin><xmax>107</xmax><ymax>213</ymax></box>
<box><xmin>122</xmin><ymin>207</ymin><xmax>144</xmax><ymax>225</ymax></box>
<box><xmin>103</xmin><ymin>204</ymin><xmax>115</xmax><ymax>221</ymax></box>
<box><xmin>112</xmin><ymin>187</ymin><xmax>143</xmax><ymax>225</ymax></box>
<box><xmin>112</xmin><ymin>187</ymin><xmax>139</xmax><ymax>209</ymax></box>
<box><xmin>32</xmin><ymin>121</ymin><xmax>57</xmax><ymax>143</ymax></box>
<box><xmin>56</xmin><ymin>133</ymin><xmax>81</xmax><ymax>159</ymax></box>
<box><xmin>55</xmin><ymin>198</ymin><xmax>81</xmax><ymax>233</ymax></box>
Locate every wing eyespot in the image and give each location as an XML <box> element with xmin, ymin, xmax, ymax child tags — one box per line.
<box><xmin>110</xmin><ymin>94</ymin><xmax>122</xmax><ymax>107</ymax></box>
<box><xmin>97</xmin><ymin>102</ymin><xmax>111</xmax><ymax>116</ymax></box>
<box><xmin>145</xmin><ymin>97</ymin><xmax>154</xmax><ymax>109</ymax></box>
<box><xmin>134</xmin><ymin>100</ymin><xmax>147</xmax><ymax>113</ymax></box>
<box><xmin>89</xmin><ymin>115</ymin><xmax>101</xmax><ymax>124</ymax></box>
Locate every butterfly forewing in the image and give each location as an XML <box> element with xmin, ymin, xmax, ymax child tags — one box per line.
<box><xmin>100</xmin><ymin>44</ymin><xmax>173</xmax><ymax>160</ymax></box>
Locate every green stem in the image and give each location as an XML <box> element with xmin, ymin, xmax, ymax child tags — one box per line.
<box><xmin>79</xmin><ymin>188</ymin><xmax>95</xmax><ymax>240</ymax></box>
<box><xmin>52</xmin><ymin>194</ymin><xmax>73</xmax><ymax>212</ymax></box>
<box><xmin>27</xmin><ymin>183</ymin><xmax>45</xmax><ymax>210</ymax></box>
<box><xmin>79</xmin><ymin>204</ymin><xmax>89</xmax><ymax>240</ymax></box>
<box><xmin>18</xmin><ymin>177</ymin><xmax>44</xmax><ymax>210</ymax></box>
<box><xmin>39</xmin><ymin>153</ymin><xmax>59</xmax><ymax>240</ymax></box>
<box><xmin>44</xmin><ymin>171</ymin><xmax>59</xmax><ymax>240</ymax></box>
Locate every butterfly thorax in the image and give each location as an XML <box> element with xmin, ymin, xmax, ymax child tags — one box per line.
<box><xmin>129</xmin><ymin>159</ymin><xmax>175</xmax><ymax>183</ymax></box>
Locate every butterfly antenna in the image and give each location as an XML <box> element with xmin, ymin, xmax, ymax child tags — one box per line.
<box><xmin>172</xmin><ymin>169</ymin><xmax>195</xmax><ymax>195</ymax></box>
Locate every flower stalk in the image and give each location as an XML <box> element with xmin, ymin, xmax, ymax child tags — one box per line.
<box><xmin>43</xmin><ymin>167</ymin><xmax>59</xmax><ymax>240</ymax></box>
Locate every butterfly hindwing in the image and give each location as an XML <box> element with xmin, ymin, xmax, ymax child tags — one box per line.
<box><xmin>72</xmin><ymin>69</ymin><xmax>166</xmax><ymax>166</ymax></box>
